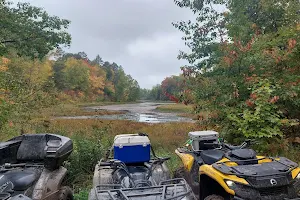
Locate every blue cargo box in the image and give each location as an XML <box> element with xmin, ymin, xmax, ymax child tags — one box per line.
<box><xmin>113</xmin><ymin>134</ymin><xmax>151</xmax><ymax>164</ymax></box>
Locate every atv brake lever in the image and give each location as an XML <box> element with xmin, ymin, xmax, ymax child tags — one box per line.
<box><xmin>240</xmin><ymin>142</ymin><xmax>247</xmax><ymax>149</ymax></box>
<box><xmin>160</xmin><ymin>157</ymin><xmax>170</xmax><ymax>161</ymax></box>
<box><xmin>152</xmin><ymin>157</ymin><xmax>170</xmax><ymax>164</ymax></box>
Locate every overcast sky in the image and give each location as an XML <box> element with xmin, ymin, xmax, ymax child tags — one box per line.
<box><xmin>16</xmin><ymin>0</ymin><xmax>194</xmax><ymax>88</ymax></box>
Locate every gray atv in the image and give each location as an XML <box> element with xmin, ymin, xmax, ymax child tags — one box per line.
<box><xmin>0</xmin><ymin>134</ymin><xmax>73</xmax><ymax>200</ymax></box>
<box><xmin>89</xmin><ymin>133</ymin><xmax>196</xmax><ymax>200</ymax></box>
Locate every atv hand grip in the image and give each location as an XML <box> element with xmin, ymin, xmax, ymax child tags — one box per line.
<box><xmin>100</xmin><ymin>162</ymin><xmax>111</xmax><ymax>166</ymax></box>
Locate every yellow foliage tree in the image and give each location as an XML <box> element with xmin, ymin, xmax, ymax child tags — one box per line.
<box><xmin>62</xmin><ymin>58</ymin><xmax>107</xmax><ymax>99</ymax></box>
<box><xmin>0</xmin><ymin>56</ymin><xmax>55</xmax><ymax>130</ymax></box>
<box><xmin>88</xmin><ymin>65</ymin><xmax>106</xmax><ymax>96</ymax></box>
<box><xmin>63</xmin><ymin>58</ymin><xmax>90</xmax><ymax>92</ymax></box>
<box><xmin>8</xmin><ymin>57</ymin><xmax>53</xmax><ymax>87</ymax></box>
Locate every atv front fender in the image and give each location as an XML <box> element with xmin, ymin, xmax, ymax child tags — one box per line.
<box><xmin>175</xmin><ymin>149</ymin><xmax>194</xmax><ymax>172</ymax></box>
<box><xmin>32</xmin><ymin>166</ymin><xmax>67</xmax><ymax>200</ymax></box>
<box><xmin>88</xmin><ymin>188</ymin><xmax>97</xmax><ymax>200</ymax></box>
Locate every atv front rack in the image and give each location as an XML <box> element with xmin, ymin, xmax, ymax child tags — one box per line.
<box><xmin>91</xmin><ymin>178</ymin><xmax>195</xmax><ymax>200</ymax></box>
<box><xmin>213</xmin><ymin>156</ymin><xmax>299</xmax><ymax>178</ymax></box>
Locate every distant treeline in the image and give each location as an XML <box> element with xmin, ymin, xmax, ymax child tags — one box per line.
<box><xmin>53</xmin><ymin>52</ymin><xmax>140</xmax><ymax>102</ymax></box>
<box><xmin>140</xmin><ymin>75</ymin><xmax>188</xmax><ymax>103</ymax></box>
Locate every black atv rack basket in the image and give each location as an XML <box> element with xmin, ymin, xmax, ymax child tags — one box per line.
<box><xmin>92</xmin><ymin>178</ymin><xmax>195</xmax><ymax>200</ymax></box>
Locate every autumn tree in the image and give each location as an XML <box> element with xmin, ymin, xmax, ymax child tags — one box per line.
<box><xmin>127</xmin><ymin>76</ymin><xmax>140</xmax><ymax>102</ymax></box>
<box><xmin>91</xmin><ymin>55</ymin><xmax>104</xmax><ymax>66</ymax></box>
<box><xmin>161</xmin><ymin>75</ymin><xmax>184</xmax><ymax>102</ymax></box>
<box><xmin>113</xmin><ymin>67</ymin><xmax>128</xmax><ymax>101</ymax></box>
<box><xmin>147</xmin><ymin>85</ymin><xmax>166</xmax><ymax>101</ymax></box>
<box><xmin>174</xmin><ymin>0</ymin><xmax>300</xmax><ymax>142</ymax></box>
<box><xmin>0</xmin><ymin>55</ymin><xmax>57</xmax><ymax>131</ymax></box>
<box><xmin>52</xmin><ymin>53</ymin><xmax>140</xmax><ymax>102</ymax></box>
<box><xmin>86</xmin><ymin>60</ymin><xmax>106</xmax><ymax>98</ymax></box>
<box><xmin>62</xmin><ymin>58</ymin><xmax>90</xmax><ymax>92</ymax></box>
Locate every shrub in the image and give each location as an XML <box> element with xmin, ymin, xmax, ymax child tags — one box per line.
<box><xmin>227</xmin><ymin>79</ymin><xmax>286</xmax><ymax>140</ymax></box>
<box><xmin>74</xmin><ymin>189</ymin><xmax>89</xmax><ymax>200</ymax></box>
<box><xmin>64</xmin><ymin>128</ymin><xmax>112</xmax><ymax>191</ymax></box>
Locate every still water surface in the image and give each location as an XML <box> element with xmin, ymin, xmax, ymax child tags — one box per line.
<box><xmin>59</xmin><ymin>102</ymin><xmax>194</xmax><ymax>123</ymax></box>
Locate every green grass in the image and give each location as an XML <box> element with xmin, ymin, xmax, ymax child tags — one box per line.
<box><xmin>74</xmin><ymin>189</ymin><xmax>90</xmax><ymax>200</ymax></box>
<box><xmin>77</xmin><ymin>101</ymin><xmax>136</xmax><ymax>107</ymax></box>
<box><xmin>156</xmin><ymin>104</ymin><xmax>193</xmax><ymax>113</ymax></box>
<box><xmin>156</xmin><ymin>148</ymin><xmax>182</xmax><ymax>174</ymax></box>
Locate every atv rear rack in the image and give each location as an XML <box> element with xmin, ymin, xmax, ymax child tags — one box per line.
<box><xmin>91</xmin><ymin>178</ymin><xmax>195</xmax><ymax>200</ymax></box>
<box><xmin>0</xmin><ymin>193</ymin><xmax>32</xmax><ymax>200</ymax></box>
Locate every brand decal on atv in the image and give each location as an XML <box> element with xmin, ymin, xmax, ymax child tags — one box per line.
<box><xmin>270</xmin><ymin>178</ymin><xmax>277</xmax><ymax>186</ymax></box>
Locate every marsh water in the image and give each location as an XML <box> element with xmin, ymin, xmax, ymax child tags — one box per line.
<box><xmin>60</xmin><ymin>102</ymin><xmax>194</xmax><ymax>123</ymax></box>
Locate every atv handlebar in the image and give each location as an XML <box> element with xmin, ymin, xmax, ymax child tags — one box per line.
<box><xmin>223</xmin><ymin>143</ymin><xmax>246</xmax><ymax>150</ymax></box>
<box><xmin>221</xmin><ymin>139</ymin><xmax>256</xmax><ymax>150</ymax></box>
<box><xmin>156</xmin><ymin>157</ymin><xmax>170</xmax><ymax>162</ymax></box>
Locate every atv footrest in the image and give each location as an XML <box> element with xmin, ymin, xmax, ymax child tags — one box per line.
<box><xmin>93</xmin><ymin>178</ymin><xmax>194</xmax><ymax>200</ymax></box>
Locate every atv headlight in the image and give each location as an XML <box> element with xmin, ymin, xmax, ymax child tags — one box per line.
<box><xmin>225</xmin><ymin>180</ymin><xmax>236</xmax><ymax>187</ymax></box>
<box><xmin>297</xmin><ymin>173</ymin><xmax>300</xmax><ymax>179</ymax></box>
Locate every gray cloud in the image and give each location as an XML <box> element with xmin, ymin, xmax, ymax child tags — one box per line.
<box><xmin>16</xmin><ymin>0</ymin><xmax>193</xmax><ymax>88</ymax></box>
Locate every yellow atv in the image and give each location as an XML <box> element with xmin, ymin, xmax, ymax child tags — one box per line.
<box><xmin>175</xmin><ymin>131</ymin><xmax>300</xmax><ymax>200</ymax></box>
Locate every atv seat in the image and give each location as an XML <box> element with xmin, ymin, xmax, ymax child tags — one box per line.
<box><xmin>0</xmin><ymin>140</ymin><xmax>22</xmax><ymax>165</ymax></box>
<box><xmin>200</xmin><ymin>149</ymin><xmax>224</xmax><ymax>165</ymax></box>
<box><xmin>17</xmin><ymin>134</ymin><xmax>47</xmax><ymax>161</ymax></box>
<box><xmin>227</xmin><ymin>149</ymin><xmax>258</xmax><ymax>165</ymax></box>
<box><xmin>5</xmin><ymin>134</ymin><xmax>73</xmax><ymax>170</ymax></box>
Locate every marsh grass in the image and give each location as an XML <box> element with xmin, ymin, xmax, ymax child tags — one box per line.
<box><xmin>32</xmin><ymin>103</ymin><xmax>125</xmax><ymax>119</ymax></box>
<box><xmin>155</xmin><ymin>104</ymin><xmax>193</xmax><ymax>113</ymax></box>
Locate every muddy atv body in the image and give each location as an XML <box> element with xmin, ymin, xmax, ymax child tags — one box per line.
<box><xmin>175</xmin><ymin>131</ymin><xmax>300</xmax><ymax>200</ymax></box>
<box><xmin>0</xmin><ymin>134</ymin><xmax>73</xmax><ymax>200</ymax></box>
<box><xmin>89</xmin><ymin>133</ymin><xmax>196</xmax><ymax>200</ymax></box>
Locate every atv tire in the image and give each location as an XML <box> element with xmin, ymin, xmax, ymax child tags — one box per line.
<box><xmin>174</xmin><ymin>167</ymin><xmax>185</xmax><ymax>178</ymax></box>
<box><xmin>204</xmin><ymin>195</ymin><xmax>224</xmax><ymax>200</ymax></box>
<box><xmin>174</xmin><ymin>166</ymin><xmax>200</xmax><ymax>197</ymax></box>
<box><xmin>58</xmin><ymin>186</ymin><xmax>73</xmax><ymax>200</ymax></box>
